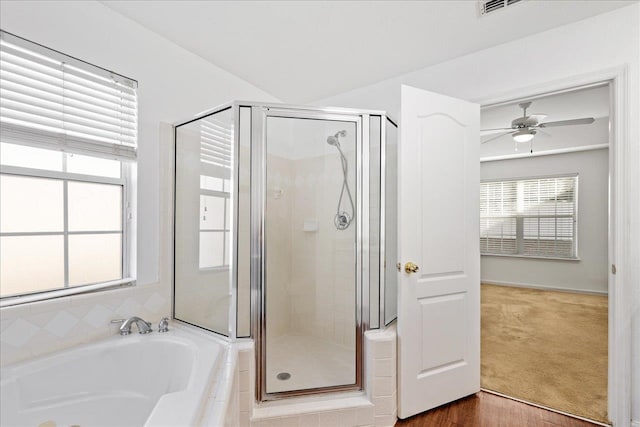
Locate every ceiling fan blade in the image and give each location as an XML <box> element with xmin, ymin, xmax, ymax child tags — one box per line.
<box><xmin>538</xmin><ymin>117</ymin><xmax>595</xmax><ymax>128</ymax></box>
<box><xmin>481</xmin><ymin>127</ymin><xmax>514</xmax><ymax>133</ymax></box>
<box><xmin>536</xmin><ymin>129</ymin><xmax>552</xmax><ymax>138</ymax></box>
<box><xmin>528</xmin><ymin>114</ymin><xmax>547</xmax><ymax>123</ymax></box>
<box><xmin>481</xmin><ymin>131</ymin><xmax>515</xmax><ymax>144</ymax></box>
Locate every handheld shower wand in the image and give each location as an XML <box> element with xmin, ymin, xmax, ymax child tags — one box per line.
<box><xmin>326</xmin><ymin>130</ymin><xmax>354</xmax><ymax>230</ymax></box>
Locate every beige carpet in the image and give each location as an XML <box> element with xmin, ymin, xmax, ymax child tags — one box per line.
<box><xmin>481</xmin><ymin>284</ymin><xmax>608</xmax><ymax>423</ymax></box>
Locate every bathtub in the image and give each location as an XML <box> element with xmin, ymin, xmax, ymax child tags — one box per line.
<box><xmin>0</xmin><ymin>323</ymin><xmax>225</xmax><ymax>427</ymax></box>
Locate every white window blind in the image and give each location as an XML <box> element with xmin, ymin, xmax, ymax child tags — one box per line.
<box><xmin>0</xmin><ymin>31</ymin><xmax>137</xmax><ymax>160</ymax></box>
<box><xmin>199</xmin><ymin>115</ymin><xmax>233</xmax><ymax>269</ymax></box>
<box><xmin>480</xmin><ymin>175</ymin><xmax>578</xmax><ymax>259</ymax></box>
<box><xmin>200</xmin><ymin>117</ymin><xmax>232</xmax><ymax>169</ymax></box>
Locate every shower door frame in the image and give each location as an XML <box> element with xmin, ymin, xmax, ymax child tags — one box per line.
<box><xmin>251</xmin><ymin>104</ymin><xmax>369</xmax><ymax>402</ymax></box>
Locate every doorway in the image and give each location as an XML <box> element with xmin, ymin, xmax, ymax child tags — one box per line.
<box><xmin>397</xmin><ymin>72</ymin><xmax>631</xmax><ymax>426</ymax></box>
<box><xmin>478</xmin><ymin>82</ymin><xmax>611</xmax><ymax>424</ymax></box>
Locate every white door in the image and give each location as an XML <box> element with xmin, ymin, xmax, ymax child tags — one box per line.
<box><xmin>397</xmin><ymin>85</ymin><xmax>480</xmax><ymax>418</ymax></box>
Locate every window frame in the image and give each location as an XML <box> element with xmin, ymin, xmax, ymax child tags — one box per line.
<box><xmin>196</xmin><ymin>114</ymin><xmax>234</xmax><ymax>272</ymax></box>
<box><xmin>480</xmin><ymin>173</ymin><xmax>579</xmax><ymax>261</ymax></box>
<box><xmin>0</xmin><ymin>159</ymin><xmax>135</xmax><ymax>306</ymax></box>
<box><xmin>199</xmin><ymin>186</ymin><xmax>232</xmax><ymax>271</ymax></box>
<box><xmin>0</xmin><ymin>31</ymin><xmax>137</xmax><ymax>307</ymax></box>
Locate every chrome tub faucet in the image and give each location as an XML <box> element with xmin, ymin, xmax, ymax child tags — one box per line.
<box><xmin>111</xmin><ymin>316</ymin><xmax>153</xmax><ymax>335</ymax></box>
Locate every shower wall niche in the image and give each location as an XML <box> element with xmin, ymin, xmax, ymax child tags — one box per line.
<box><xmin>173</xmin><ymin>102</ymin><xmax>397</xmax><ymax>401</ymax></box>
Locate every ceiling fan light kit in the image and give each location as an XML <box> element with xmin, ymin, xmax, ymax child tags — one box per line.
<box><xmin>512</xmin><ymin>129</ymin><xmax>536</xmax><ymax>143</ymax></box>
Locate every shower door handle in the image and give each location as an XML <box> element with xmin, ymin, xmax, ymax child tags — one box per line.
<box><xmin>404</xmin><ymin>262</ymin><xmax>419</xmax><ymax>274</ymax></box>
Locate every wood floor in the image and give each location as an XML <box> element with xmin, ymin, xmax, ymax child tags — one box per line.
<box><xmin>394</xmin><ymin>391</ymin><xmax>599</xmax><ymax>427</ymax></box>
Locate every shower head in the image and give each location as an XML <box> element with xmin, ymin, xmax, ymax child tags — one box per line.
<box><xmin>326</xmin><ymin>130</ymin><xmax>347</xmax><ymax>147</ymax></box>
<box><xmin>326</xmin><ymin>135</ymin><xmax>339</xmax><ymax>146</ymax></box>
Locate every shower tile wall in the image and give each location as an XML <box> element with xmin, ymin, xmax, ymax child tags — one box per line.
<box><xmin>265</xmin><ymin>153</ymin><xmax>293</xmax><ymax>342</ymax></box>
<box><xmin>266</xmin><ymin>150</ymin><xmax>356</xmax><ymax>351</ymax></box>
<box><xmin>290</xmin><ymin>153</ymin><xmax>355</xmax><ymax>349</ymax></box>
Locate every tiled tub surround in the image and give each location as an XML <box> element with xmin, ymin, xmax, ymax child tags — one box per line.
<box><xmin>0</xmin><ymin>283</ymin><xmax>171</xmax><ymax>367</ymax></box>
<box><xmin>1</xmin><ymin>322</ymin><xmax>224</xmax><ymax>427</ymax></box>
<box><xmin>2</xmin><ymin>306</ymin><xmax>396</xmax><ymax>427</ymax></box>
<box><xmin>199</xmin><ymin>343</ymin><xmax>252</xmax><ymax>427</ymax></box>
<box><xmin>212</xmin><ymin>325</ymin><xmax>397</xmax><ymax>427</ymax></box>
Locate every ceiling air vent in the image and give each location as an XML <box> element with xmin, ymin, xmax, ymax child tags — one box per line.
<box><xmin>479</xmin><ymin>0</ymin><xmax>522</xmax><ymax>15</ymax></box>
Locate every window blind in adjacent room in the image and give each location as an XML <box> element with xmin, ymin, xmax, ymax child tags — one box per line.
<box><xmin>480</xmin><ymin>175</ymin><xmax>578</xmax><ymax>259</ymax></box>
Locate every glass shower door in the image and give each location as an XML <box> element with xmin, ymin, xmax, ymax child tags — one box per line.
<box><xmin>174</xmin><ymin>107</ymin><xmax>235</xmax><ymax>336</ymax></box>
<box><xmin>262</xmin><ymin>112</ymin><xmax>360</xmax><ymax>396</ymax></box>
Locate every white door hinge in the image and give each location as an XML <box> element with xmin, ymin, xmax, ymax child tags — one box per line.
<box><xmin>611</xmin><ymin>264</ymin><xmax>617</xmax><ymax>275</ymax></box>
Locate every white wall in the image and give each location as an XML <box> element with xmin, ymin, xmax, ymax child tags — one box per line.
<box><xmin>1</xmin><ymin>0</ymin><xmax>279</xmax><ymax>285</ymax></box>
<box><xmin>481</xmin><ymin>148</ymin><xmax>609</xmax><ymax>294</ymax></box>
<box><xmin>0</xmin><ymin>0</ymin><xmax>279</xmax><ymax>365</ymax></box>
<box><xmin>314</xmin><ymin>4</ymin><xmax>640</xmax><ymax>423</ymax></box>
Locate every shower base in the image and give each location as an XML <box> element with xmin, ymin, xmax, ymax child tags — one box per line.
<box><xmin>266</xmin><ymin>334</ymin><xmax>355</xmax><ymax>393</ymax></box>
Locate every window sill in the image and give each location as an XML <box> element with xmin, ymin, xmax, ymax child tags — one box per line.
<box><xmin>0</xmin><ymin>278</ymin><xmax>136</xmax><ymax>308</ymax></box>
<box><xmin>481</xmin><ymin>253</ymin><xmax>581</xmax><ymax>262</ymax></box>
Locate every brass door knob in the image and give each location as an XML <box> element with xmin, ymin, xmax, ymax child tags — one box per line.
<box><xmin>404</xmin><ymin>262</ymin><xmax>419</xmax><ymax>274</ymax></box>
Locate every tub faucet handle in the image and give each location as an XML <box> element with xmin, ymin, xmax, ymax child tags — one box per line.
<box><xmin>110</xmin><ymin>319</ymin><xmax>131</xmax><ymax>335</ymax></box>
<box><xmin>158</xmin><ymin>317</ymin><xmax>170</xmax><ymax>333</ymax></box>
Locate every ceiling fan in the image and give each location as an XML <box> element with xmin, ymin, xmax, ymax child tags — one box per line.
<box><xmin>481</xmin><ymin>101</ymin><xmax>595</xmax><ymax>152</ymax></box>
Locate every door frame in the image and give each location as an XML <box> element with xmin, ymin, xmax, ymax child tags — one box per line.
<box><xmin>251</xmin><ymin>106</ymin><xmax>366</xmax><ymax>402</ymax></box>
<box><xmin>475</xmin><ymin>66</ymin><xmax>632</xmax><ymax>426</ymax></box>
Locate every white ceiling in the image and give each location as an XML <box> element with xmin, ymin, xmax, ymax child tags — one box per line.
<box><xmin>101</xmin><ymin>0</ymin><xmax>634</xmax><ymax>104</ymax></box>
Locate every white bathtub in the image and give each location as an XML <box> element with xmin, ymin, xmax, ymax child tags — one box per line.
<box><xmin>0</xmin><ymin>323</ymin><xmax>225</xmax><ymax>427</ymax></box>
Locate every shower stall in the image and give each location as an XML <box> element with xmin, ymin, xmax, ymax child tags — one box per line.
<box><xmin>173</xmin><ymin>102</ymin><xmax>397</xmax><ymax>401</ymax></box>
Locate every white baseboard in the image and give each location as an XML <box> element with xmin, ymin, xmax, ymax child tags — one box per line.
<box><xmin>481</xmin><ymin>280</ymin><xmax>608</xmax><ymax>296</ymax></box>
